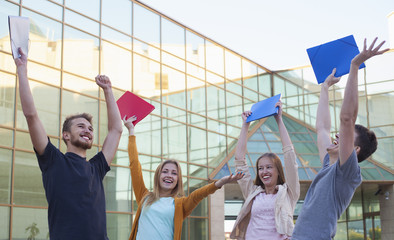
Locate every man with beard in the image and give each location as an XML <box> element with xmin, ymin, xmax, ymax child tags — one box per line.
<box><xmin>292</xmin><ymin>38</ymin><xmax>388</xmax><ymax>239</ymax></box>
<box><xmin>14</xmin><ymin>48</ymin><xmax>123</xmax><ymax>240</ymax></box>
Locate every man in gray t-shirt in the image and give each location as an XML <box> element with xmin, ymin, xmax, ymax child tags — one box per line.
<box><xmin>292</xmin><ymin>38</ymin><xmax>389</xmax><ymax>239</ymax></box>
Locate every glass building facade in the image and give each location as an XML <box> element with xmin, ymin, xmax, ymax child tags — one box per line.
<box><xmin>0</xmin><ymin>0</ymin><xmax>393</xmax><ymax>239</ymax></box>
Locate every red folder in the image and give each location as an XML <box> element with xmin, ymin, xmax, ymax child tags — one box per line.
<box><xmin>116</xmin><ymin>91</ymin><xmax>155</xmax><ymax>125</ymax></box>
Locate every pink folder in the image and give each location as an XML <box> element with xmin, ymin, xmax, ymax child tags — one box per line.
<box><xmin>116</xmin><ymin>91</ymin><xmax>155</xmax><ymax>125</ymax></box>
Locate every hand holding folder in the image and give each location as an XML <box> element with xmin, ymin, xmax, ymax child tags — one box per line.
<box><xmin>8</xmin><ymin>16</ymin><xmax>30</xmax><ymax>59</ymax></box>
<box><xmin>307</xmin><ymin>35</ymin><xmax>365</xmax><ymax>84</ymax></box>
<box><xmin>116</xmin><ymin>91</ymin><xmax>155</xmax><ymax>126</ymax></box>
<box><xmin>246</xmin><ymin>94</ymin><xmax>281</xmax><ymax>123</ymax></box>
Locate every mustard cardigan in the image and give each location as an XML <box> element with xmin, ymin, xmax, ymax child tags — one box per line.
<box><xmin>128</xmin><ymin>136</ymin><xmax>220</xmax><ymax>240</ymax></box>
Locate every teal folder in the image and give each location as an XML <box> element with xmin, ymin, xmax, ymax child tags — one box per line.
<box><xmin>246</xmin><ymin>94</ymin><xmax>281</xmax><ymax>123</ymax></box>
<box><xmin>307</xmin><ymin>35</ymin><xmax>365</xmax><ymax>84</ymax></box>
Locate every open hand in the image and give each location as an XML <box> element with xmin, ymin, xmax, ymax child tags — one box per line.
<box><xmin>351</xmin><ymin>37</ymin><xmax>389</xmax><ymax>66</ymax></box>
<box><xmin>215</xmin><ymin>171</ymin><xmax>245</xmax><ymax>188</ymax></box>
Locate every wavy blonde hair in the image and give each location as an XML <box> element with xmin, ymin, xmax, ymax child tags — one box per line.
<box><xmin>143</xmin><ymin>159</ymin><xmax>184</xmax><ymax>207</ymax></box>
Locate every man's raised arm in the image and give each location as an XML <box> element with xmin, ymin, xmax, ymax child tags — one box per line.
<box><xmin>316</xmin><ymin>69</ymin><xmax>340</xmax><ymax>164</ymax></box>
<box><xmin>14</xmin><ymin>48</ymin><xmax>48</xmax><ymax>155</ymax></box>
<box><xmin>95</xmin><ymin>75</ymin><xmax>123</xmax><ymax>166</ymax></box>
<box><xmin>339</xmin><ymin>38</ymin><xmax>388</xmax><ymax>166</ymax></box>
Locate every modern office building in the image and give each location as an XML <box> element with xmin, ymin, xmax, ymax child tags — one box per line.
<box><xmin>0</xmin><ymin>0</ymin><xmax>393</xmax><ymax>239</ymax></box>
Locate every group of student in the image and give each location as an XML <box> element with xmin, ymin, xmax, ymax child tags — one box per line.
<box><xmin>13</xmin><ymin>37</ymin><xmax>388</xmax><ymax>240</ymax></box>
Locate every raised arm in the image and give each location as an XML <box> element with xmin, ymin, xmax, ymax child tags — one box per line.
<box><xmin>96</xmin><ymin>75</ymin><xmax>123</xmax><ymax>165</ymax></box>
<box><xmin>339</xmin><ymin>38</ymin><xmax>388</xmax><ymax>166</ymax></box>
<box><xmin>234</xmin><ymin>111</ymin><xmax>255</xmax><ymax>199</ymax></box>
<box><xmin>14</xmin><ymin>48</ymin><xmax>48</xmax><ymax>155</ymax></box>
<box><xmin>274</xmin><ymin>100</ymin><xmax>300</xmax><ymax>201</ymax></box>
<box><xmin>316</xmin><ymin>69</ymin><xmax>341</xmax><ymax>164</ymax></box>
<box><xmin>124</xmin><ymin>116</ymin><xmax>149</xmax><ymax>204</ymax></box>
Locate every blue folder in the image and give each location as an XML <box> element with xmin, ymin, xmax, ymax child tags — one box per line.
<box><xmin>246</xmin><ymin>94</ymin><xmax>281</xmax><ymax>123</ymax></box>
<box><xmin>307</xmin><ymin>35</ymin><xmax>365</xmax><ymax>84</ymax></box>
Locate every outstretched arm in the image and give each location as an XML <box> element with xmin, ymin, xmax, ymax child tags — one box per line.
<box><xmin>316</xmin><ymin>69</ymin><xmax>341</xmax><ymax>164</ymax></box>
<box><xmin>124</xmin><ymin>116</ymin><xmax>149</xmax><ymax>204</ymax></box>
<box><xmin>96</xmin><ymin>75</ymin><xmax>123</xmax><ymax>166</ymax></box>
<box><xmin>14</xmin><ymin>48</ymin><xmax>48</xmax><ymax>155</ymax></box>
<box><xmin>274</xmin><ymin>100</ymin><xmax>300</xmax><ymax>201</ymax></box>
<box><xmin>339</xmin><ymin>38</ymin><xmax>388</xmax><ymax>166</ymax></box>
<box><xmin>234</xmin><ymin>111</ymin><xmax>251</xmax><ymax>161</ymax></box>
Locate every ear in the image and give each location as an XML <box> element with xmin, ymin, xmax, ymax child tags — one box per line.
<box><xmin>355</xmin><ymin>146</ymin><xmax>361</xmax><ymax>155</ymax></box>
<box><xmin>63</xmin><ymin>132</ymin><xmax>70</xmax><ymax>142</ymax></box>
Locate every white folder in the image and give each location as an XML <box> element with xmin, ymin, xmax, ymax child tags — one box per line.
<box><xmin>8</xmin><ymin>15</ymin><xmax>30</xmax><ymax>59</ymax></box>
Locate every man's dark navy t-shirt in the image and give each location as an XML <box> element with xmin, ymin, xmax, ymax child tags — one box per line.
<box><xmin>35</xmin><ymin>140</ymin><xmax>110</xmax><ymax>240</ymax></box>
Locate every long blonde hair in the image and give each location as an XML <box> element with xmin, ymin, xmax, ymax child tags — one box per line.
<box><xmin>143</xmin><ymin>159</ymin><xmax>184</xmax><ymax>207</ymax></box>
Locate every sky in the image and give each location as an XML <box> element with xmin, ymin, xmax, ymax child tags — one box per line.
<box><xmin>137</xmin><ymin>0</ymin><xmax>394</xmax><ymax>71</ymax></box>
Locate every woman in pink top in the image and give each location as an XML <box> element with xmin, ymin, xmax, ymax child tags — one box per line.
<box><xmin>230</xmin><ymin>100</ymin><xmax>300</xmax><ymax>240</ymax></box>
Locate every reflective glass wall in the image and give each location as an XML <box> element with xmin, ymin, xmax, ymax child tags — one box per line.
<box><xmin>0</xmin><ymin>0</ymin><xmax>393</xmax><ymax>239</ymax></box>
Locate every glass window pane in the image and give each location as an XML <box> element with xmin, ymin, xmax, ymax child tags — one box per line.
<box><xmin>12</xmin><ymin>207</ymin><xmax>49</xmax><ymax>240</ymax></box>
<box><xmin>102</xmin><ymin>26</ymin><xmax>132</xmax><ymax>49</ymax></box>
<box><xmin>23</xmin><ymin>0</ymin><xmax>62</xmax><ymax>20</ymax></box>
<box><xmin>0</xmin><ymin>1</ymin><xmax>18</xmax><ymax>53</ymax></box>
<box><xmin>226</xmin><ymin>80</ymin><xmax>242</xmax><ymax>96</ymax></box>
<box><xmin>206</xmin><ymin>41</ymin><xmax>224</xmax><ymax>76</ymax></box>
<box><xmin>132</xmin><ymin>115</ymin><xmax>161</xmax><ymax>156</ymax></box>
<box><xmin>133</xmin><ymin>54</ymin><xmax>161</xmax><ymax>98</ymax></box>
<box><xmin>242</xmin><ymin>60</ymin><xmax>258</xmax><ymax>83</ymax></box>
<box><xmin>187</xmin><ymin>75</ymin><xmax>205</xmax><ymax>114</ymax></box>
<box><xmin>163</xmin><ymin>120</ymin><xmax>186</xmax><ymax>160</ymax></box>
<box><xmin>0</xmin><ymin>128</ymin><xmax>13</xmax><ymax>148</ymax></box>
<box><xmin>225</xmin><ymin>50</ymin><xmax>241</xmax><ymax>81</ymax></box>
<box><xmin>61</xmin><ymin>90</ymin><xmax>98</xmax><ymax>145</ymax></box>
<box><xmin>133</xmin><ymin>39</ymin><xmax>160</xmax><ymax>62</ymax></box>
<box><xmin>65</xmin><ymin>0</ymin><xmax>99</xmax><ymax>20</ymax></box>
<box><xmin>133</xmin><ymin>4</ymin><xmax>160</xmax><ymax>45</ymax></box>
<box><xmin>16</xmin><ymin>81</ymin><xmax>60</xmax><ymax>136</ymax></box>
<box><xmin>189</xmin><ymin>217</ymin><xmax>208</xmax><ymax>240</ymax></box>
<box><xmin>107</xmin><ymin>213</ymin><xmax>132</xmax><ymax>240</ymax></box>
<box><xmin>104</xmin><ymin>166</ymin><xmax>132</xmax><ymax>212</ymax></box>
<box><xmin>226</xmin><ymin>92</ymin><xmax>242</xmax><ymax>127</ymax></box>
<box><xmin>21</xmin><ymin>9</ymin><xmax>63</xmax><ymax>68</ymax></box>
<box><xmin>102</xmin><ymin>0</ymin><xmax>132</xmax><ymax>35</ymax></box>
<box><xmin>207</xmin><ymin>132</ymin><xmax>227</xmax><ymax>167</ymax></box>
<box><xmin>274</xmin><ymin>75</ymin><xmax>285</xmax><ymax>96</ymax></box>
<box><xmin>347</xmin><ymin>220</ymin><xmax>364</xmax><ymax>239</ymax></box>
<box><xmin>162</xmin><ymin>104</ymin><xmax>186</xmax><ymax>123</ymax></box>
<box><xmin>14</xmin><ymin>151</ymin><xmax>47</xmax><ymax>206</ymax></box>
<box><xmin>162</xmin><ymin>66</ymin><xmax>185</xmax><ymax>109</ymax></box>
<box><xmin>187</xmin><ymin>63</ymin><xmax>205</xmax><ymax>80</ymax></box>
<box><xmin>207</xmin><ymin>72</ymin><xmax>224</xmax><ymax>85</ymax></box>
<box><xmin>0</xmin><ymin>206</ymin><xmax>9</xmax><ymax>239</ymax></box>
<box><xmin>28</xmin><ymin>62</ymin><xmax>61</xmax><ymax>86</ymax></box>
<box><xmin>188</xmin><ymin>113</ymin><xmax>206</xmax><ymax>129</ymax></box>
<box><xmin>206</xmin><ymin>84</ymin><xmax>225</xmax><ymax>121</ymax></box>
<box><xmin>162</xmin><ymin>18</ymin><xmax>185</xmax><ymax>59</ymax></box>
<box><xmin>258</xmin><ymin>72</ymin><xmax>271</xmax><ymax>98</ymax></box>
<box><xmin>188</xmin><ymin>127</ymin><xmax>207</xmax><ymax>165</ymax></box>
<box><xmin>189</xmin><ymin>164</ymin><xmax>207</xmax><ymax>179</ymax></box>
<box><xmin>62</xmin><ymin>73</ymin><xmax>98</xmax><ymax>97</ymax></box>
<box><xmin>101</xmin><ymin>41</ymin><xmax>132</xmax><ymax>90</ymax></box>
<box><xmin>63</xmin><ymin>26</ymin><xmax>99</xmax><ymax>78</ymax></box>
<box><xmin>347</xmin><ymin>189</ymin><xmax>362</xmax><ymax>220</ymax></box>
<box><xmin>335</xmin><ymin>221</ymin><xmax>348</xmax><ymax>240</ymax></box>
<box><xmin>0</xmin><ymin>148</ymin><xmax>12</xmax><ymax>204</ymax></box>
<box><xmin>65</xmin><ymin>10</ymin><xmax>99</xmax><ymax>36</ymax></box>
<box><xmin>162</xmin><ymin>52</ymin><xmax>185</xmax><ymax>72</ymax></box>
<box><xmin>0</xmin><ymin>72</ymin><xmax>15</xmax><ymax>127</ymax></box>
<box><xmin>186</xmin><ymin>30</ymin><xmax>205</xmax><ymax>67</ymax></box>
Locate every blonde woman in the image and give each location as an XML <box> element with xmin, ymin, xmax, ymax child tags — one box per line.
<box><xmin>124</xmin><ymin>116</ymin><xmax>244</xmax><ymax>240</ymax></box>
<box><xmin>230</xmin><ymin>100</ymin><xmax>300</xmax><ymax>240</ymax></box>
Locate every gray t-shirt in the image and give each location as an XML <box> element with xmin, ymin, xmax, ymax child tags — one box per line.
<box><xmin>292</xmin><ymin>150</ymin><xmax>361</xmax><ymax>240</ymax></box>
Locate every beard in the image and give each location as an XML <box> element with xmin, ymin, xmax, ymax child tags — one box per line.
<box><xmin>70</xmin><ymin>135</ymin><xmax>92</xmax><ymax>150</ymax></box>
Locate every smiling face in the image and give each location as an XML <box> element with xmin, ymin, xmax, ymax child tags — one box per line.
<box><xmin>159</xmin><ymin>163</ymin><xmax>179</xmax><ymax>196</ymax></box>
<box><xmin>63</xmin><ymin>117</ymin><xmax>93</xmax><ymax>150</ymax></box>
<box><xmin>257</xmin><ymin>156</ymin><xmax>279</xmax><ymax>189</ymax></box>
<box><xmin>326</xmin><ymin>132</ymin><xmax>359</xmax><ymax>158</ymax></box>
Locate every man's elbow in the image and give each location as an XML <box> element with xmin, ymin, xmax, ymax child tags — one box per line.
<box><xmin>340</xmin><ymin>113</ymin><xmax>356</xmax><ymax>126</ymax></box>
